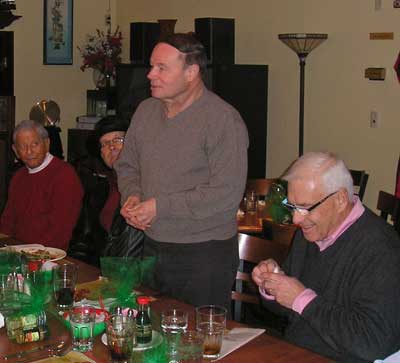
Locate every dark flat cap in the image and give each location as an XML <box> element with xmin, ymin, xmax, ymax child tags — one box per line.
<box><xmin>94</xmin><ymin>116</ymin><xmax>129</xmax><ymax>142</ymax></box>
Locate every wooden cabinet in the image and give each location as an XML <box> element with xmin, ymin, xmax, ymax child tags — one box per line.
<box><xmin>0</xmin><ymin>95</ymin><xmax>15</xmax><ymax>213</ymax></box>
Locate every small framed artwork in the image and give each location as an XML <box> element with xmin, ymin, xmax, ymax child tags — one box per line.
<box><xmin>43</xmin><ymin>0</ymin><xmax>73</xmax><ymax>65</ymax></box>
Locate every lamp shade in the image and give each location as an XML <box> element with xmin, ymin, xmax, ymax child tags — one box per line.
<box><xmin>278</xmin><ymin>33</ymin><xmax>328</xmax><ymax>58</ymax></box>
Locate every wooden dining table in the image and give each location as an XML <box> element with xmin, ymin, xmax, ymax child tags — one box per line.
<box><xmin>0</xmin><ymin>239</ymin><xmax>334</xmax><ymax>363</ymax></box>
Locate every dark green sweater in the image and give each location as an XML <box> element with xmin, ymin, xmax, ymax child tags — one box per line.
<box><xmin>265</xmin><ymin>208</ymin><xmax>400</xmax><ymax>363</ymax></box>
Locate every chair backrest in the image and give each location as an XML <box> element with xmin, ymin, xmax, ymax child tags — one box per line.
<box><xmin>349</xmin><ymin>169</ymin><xmax>369</xmax><ymax>201</ymax></box>
<box><xmin>262</xmin><ymin>219</ymin><xmax>298</xmax><ymax>248</ymax></box>
<box><xmin>246</xmin><ymin>178</ymin><xmax>277</xmax><ymax>198</ymax></box>
<box><xmin>377</xmin><ymin>190</ymin><xmax>400</xmax><ymax>234</ymax></box>
<box><xmin>232</xmin><ymin>233</ymin><xmax>289</xmax><ymax>322</ymax></box>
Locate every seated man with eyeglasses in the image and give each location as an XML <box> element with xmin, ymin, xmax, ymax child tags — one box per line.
<box><xmin>95</xmin><ymin>116</ymin><xmax>144</xmax><ymax>259</ymax></box>
<box><xmin>252</xmin><ymin>151</ymin><xmax>400</xmax><ymax>363</ymax></box>
<box><xmin>95</xmin><ymin>116</ymin><xmax>128</xmax><ymax>232</ymax></box>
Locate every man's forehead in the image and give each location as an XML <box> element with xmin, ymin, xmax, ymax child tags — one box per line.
<box><xmin>16</xmin><ymin>129</ymin><xmax>42</xmax><ymax>141</ymax></box>
<box><xmin>151</xmin><ymin>43</ymin><xmax>184</xmax><ymax>62</ymax></box>
<box><xmin>288</xmin><ymin>177</ymin><xmax>323</xmax><ymax>197</ymax></box>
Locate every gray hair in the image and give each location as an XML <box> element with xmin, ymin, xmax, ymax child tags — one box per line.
<box><xmin>161</xmin><ymin>33</ymin><xmax>208</xmax><ymax>79</ymax></box>
<box><xmin>282</xmin><ymin>151</ymin><xmax>354</xmax><ymax>200</ymax></box>
<box><xmin>13</xmin><ymin>120</ymin><xmax>49</xmax><ymax>143</ymax></box>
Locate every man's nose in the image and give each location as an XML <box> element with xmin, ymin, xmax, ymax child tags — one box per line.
<box><xmin>147</xmin><ymin>68</ymin><xmax>156</xmax><ymax>80</ymax></box>
<box><xmin>292</xmin><ymin>210</ymin><xmax>305</xmax><ymax>225</ymax></box>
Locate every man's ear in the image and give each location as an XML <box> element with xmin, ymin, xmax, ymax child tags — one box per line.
<box><xmin>185</xmin><ymin>64</ymin><xmax>200</xmax><ymax>82</ymax></box>
<box><xmin>336</xmin><ymin>187</ymin><xmax>350</xmax><ymax>212</ymax></box>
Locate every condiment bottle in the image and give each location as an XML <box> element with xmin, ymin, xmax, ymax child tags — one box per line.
<box><xmin>136</xmin><ymin>296</ymin><xmax>152</xmax><ymax>344</ymax></box>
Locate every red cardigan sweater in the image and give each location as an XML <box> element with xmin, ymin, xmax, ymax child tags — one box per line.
<box><xmin>0</xmin><ymin>157</ymin><xmax>83</xmax><ymax>250</ymax></box>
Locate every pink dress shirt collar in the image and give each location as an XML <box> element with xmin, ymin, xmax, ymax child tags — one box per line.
<box><xmin>315</xmin><ymin>196</ymin><xmax>365</xmax><ymax>252</ymax></box>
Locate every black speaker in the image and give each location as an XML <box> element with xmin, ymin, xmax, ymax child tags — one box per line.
<box><xmin>116</xmin><ymin>64</ymin><xmax>151</xmax><ymax>122</ymax></box>
<box><xmin>130</xmin><ymin>22</ymin><xmax>160</xmax><ymax>65</ymax></box>
<box><xmin>212</xmin><ymin>64</ymin><xmax>268</xmax><ymax>178</ymax></box>
<box><xmin>0</xmin><ymin>31</ymin><xmax>13</xmax><ymax>96</ymax></box>
<box><xmin>194</xmin><ymin>18</ymin><xmax>235</xmax><ymax>65</ymax></box>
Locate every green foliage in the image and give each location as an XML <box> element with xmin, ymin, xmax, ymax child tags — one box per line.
<box><xmin>99</xmin><ymin>256</ymin><xmax>156</xmax><ymax>309</ymax></box>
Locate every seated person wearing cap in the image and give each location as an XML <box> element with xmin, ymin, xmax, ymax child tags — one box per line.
<box><xmin>95</xmin><ymin>116</ymin><xmax>144</xmax><ymax>259</ymax></box>
<box><xmin>94</xmin><ymin>116</ymin><xmax>128</xmax><ymax>232</ymax></box>
<box><xmin>252</xmin><ymin>151</ymin><xmax>400</xmax><ymax>363</ymax></box>
<box><xmin>0</xmin><ymin>120</ymin><xmax>83</xmax><ymax>250</ymax></box>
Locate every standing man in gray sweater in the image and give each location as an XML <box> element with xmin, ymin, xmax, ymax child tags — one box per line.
<box><xmin>114</xmin><ymin>33</ymin><xmax>248</xmax><ymax>309</ymax></box>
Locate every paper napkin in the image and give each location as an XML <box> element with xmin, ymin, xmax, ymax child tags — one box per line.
<box><xmin>214</xmin><ymin>327</ymin><xmax>265</xmax><ymax>361</ymax></box>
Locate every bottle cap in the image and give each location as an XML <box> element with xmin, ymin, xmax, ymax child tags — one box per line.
<box><xmin>137</xmin><ymin>296</ymin><xmax>150</xmax><ymax>305</ymax></box>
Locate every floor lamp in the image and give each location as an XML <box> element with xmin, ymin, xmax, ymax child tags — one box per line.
<box><xmin>278</xmin><ymin>33</ymin><xmax>328</xmax><ymax>156</ymax></box>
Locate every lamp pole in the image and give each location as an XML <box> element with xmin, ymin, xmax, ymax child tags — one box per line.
<box><xmin>278</xmin><ymin>33</ymin><xmax>328</xmax><ymax>157</ymax></box>
<box><xmin>298</xmin><ymin>54</ymin><xmax>306</xmax><ymax>156</ymax></box>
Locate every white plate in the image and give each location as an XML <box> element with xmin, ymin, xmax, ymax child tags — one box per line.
<box><xmin>4</xmin><ymin>245</ymin><xmax>67</xmax><ymax>262</ymax></box>
<box><xmin>101</xmin><ymin>330</ymin><xmax>163</xmax><ymax>351</ymax></box>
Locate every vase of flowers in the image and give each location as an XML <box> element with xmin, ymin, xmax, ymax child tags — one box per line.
<box><xmin>78</xmin><ymin>27</ymin><xmax>122</xmax><ymax>89</ymax></box>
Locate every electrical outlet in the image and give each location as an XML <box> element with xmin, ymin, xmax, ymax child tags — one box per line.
<box><xmin>370</xmin><ymin>111</ymin><xmax>380</xmax><ymax>128</ymax></box>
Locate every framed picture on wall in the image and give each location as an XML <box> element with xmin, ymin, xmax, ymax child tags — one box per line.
<box><xmin>43</xmin><ymin>0</ymin><xmax>73</xmax><ymax>65</ymax></box>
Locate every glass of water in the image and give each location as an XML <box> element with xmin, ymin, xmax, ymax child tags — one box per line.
<box><xmin>161</xmin><ymin>308</ymin><xmax>188</xmax><ymax>362</ymax></box>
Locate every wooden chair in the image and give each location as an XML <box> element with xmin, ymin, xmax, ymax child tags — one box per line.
<box><xmin>377</xmin><ymin>190</ymin><xmax>400</xmax><ymax>235</ymax></box>
<box><xmin>246</xmin><ymin>178</ymin><xmax>277</xmax><ymax>198</ymax></box>
<box><xmin>262</xmin><ymin>219</ymin><xmax>298</xmax><ymax>248</ymax></box>
<box><xmin>349</xmin><ymin>169</ymin><xmax>369</xmax><ymax>201</ymax></box>
<box><xmin>232</xmin><ymin>233</ymin><xmax>289</xmax><ymax>322</ymax></box>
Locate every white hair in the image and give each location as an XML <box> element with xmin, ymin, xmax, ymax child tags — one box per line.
<box><xmin>282</xmin><ymin>151</ymin><xmax>354</xmax><ymax>200</ymax></box>
<box><xmin>13</xmin><ymin>120</ymin><xmax>49</xmax><ymax>143</ymax></box>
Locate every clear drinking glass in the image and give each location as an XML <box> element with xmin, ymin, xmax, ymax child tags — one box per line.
<box><xmin>106</xmin><ymin>314</ymin><xmax>136</xmax><ymax>363</ymax></box>
<box><xmin>53</xmin><ymin>263</ymin><xmax>77</xmax><ymax>310</ymax></box>
<box><xmin>161</xmin><ymin>308</ymin><xmax>189</xmax><ymax>363</ymax></box>
<box><xmin>161</xmin><ymin>308</ymin><xmax>188</xmax><ymax>334</ymax></box>
<box><xmin>176</xmin><ymin>330</ymin><xmax>205</xmax><ymax>363</ymax></box>
<box><xmin>195</xmin><ymin>305</ymin><xmax>227</xmax><ymax>359</ymax></box>
<box><xmin>245</xmin><ymin>190</ymin><xmax>257</xmax><ymax>213</ymax></box>
<box><xmin>70</xmin><ymin>305</ymin><xmax>96</xmax><ymax>352</ymax></box>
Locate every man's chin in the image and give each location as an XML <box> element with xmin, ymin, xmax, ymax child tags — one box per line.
<box><xmin>301</xmin><ymin>226</ymin><xmax>318</xmax><ymax>242</ymax></box>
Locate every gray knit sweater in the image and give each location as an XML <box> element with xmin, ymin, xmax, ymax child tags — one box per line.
<box><xmin>115</xmin><ymin>88</ymin><xmax>249</xmax><ymax>243</ymax></box>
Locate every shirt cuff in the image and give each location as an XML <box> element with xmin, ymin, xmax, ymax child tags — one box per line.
<box><xmin>259</xmin><ymin>286</ymin><xmax>275</xmax><ymax>301</ymax></box>
<box><xmin>292</xmin><ymin>288</ymin><xmax>317</xmax><ymax>314</ymax></box>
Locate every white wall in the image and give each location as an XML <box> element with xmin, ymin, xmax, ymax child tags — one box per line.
<box><xmin>8</xmin><ymin>0</ymin><xmax>117</xmax><ymax>153</ymax></box>
<box><xmin>7</xmin><ymin>0</ymin><xmax>399</xmax><ymax>211</ymax></box>
<box><xmin>116</xmin><ymin>0</ymin><xmax>400</xmax><ymax>209</ymax></box>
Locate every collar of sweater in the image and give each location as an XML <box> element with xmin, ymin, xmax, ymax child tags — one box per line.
<box><xmin>315</xmin><ymin>196</ymin><xmax>365</xmax><ymax>252</ymax></box>
<box><xmin>27</xmin><ymin>153</ymin><xmax>54</xmax><ymax>174</ymax></box>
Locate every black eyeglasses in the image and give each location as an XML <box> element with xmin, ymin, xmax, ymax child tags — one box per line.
<box><xmin>100</xmin><ymin>137</ymin><xmax>124</xmax><ymax>148</ymax></box>
<box><xmin>282</xmin><ymin>191</ymin><xmax>338</xmax><ymax>216</ymax></box>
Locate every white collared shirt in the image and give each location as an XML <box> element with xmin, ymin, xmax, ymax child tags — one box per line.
<box><xmin>27</xmin><ymin>153</ymin><xmax>54</xmax><ymax>174</ymax></box>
